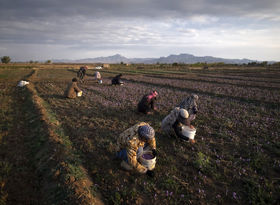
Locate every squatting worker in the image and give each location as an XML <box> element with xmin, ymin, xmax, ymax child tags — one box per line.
<box><xmin>64</xmin><ymin>78</ymin><xmax>82</xmax><ymax>99</ymax></box>
<box><xmin>161</xmin><ymin>108</ymin><xmax>189</xmax><ymax>137</ymax></box>
<box><xmin>115</xmin><ymin>122</ymin><xmax>157</xmax><ymax>177</ymax></box>
<box><xmin>172</xmin><ymin>110</ymin><xmax>196</xmax><ymax>143</ymax></box>
<box><xmin>177</xmin><ymin>94</ymin><xmax>199</xmax><ymax>123</ymax></box>
<box><xmin>111</xmin><ymin>74</ymin><xmax>123</xmax><ymax>85</ymax></box>
<box><xmin>137</xmin><ymin>90</ymin><xmax>158</xmax><ymax>114</ymax></box>
<box><xmin>94</xmin><ymin>71</ymin><xmax>102</xmax><ymax>84</ymax></box>
<box><xmin>94</xmin><ymin>71</ymin><xmax>101</xmax><ymax>80</ymax></box>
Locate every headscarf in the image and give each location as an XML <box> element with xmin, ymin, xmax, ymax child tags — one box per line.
<box><xmin>178</xmin><ymin>93</ymin><xmax>199</xmax><ymax>115</ymax></box>
<box><xmin>147</xmin><ymin>90</ymin><xmax>158</xmax><ymax>101</ymax></box>
<box><xmin>179</xmin><ymin>108</ymin><xmax>189</xmax><ymax>119</ymax></box>
<box><xmin>138</xmin><ymin>125</ymin><xmax>155</xmax><ymax>140</ymax></box>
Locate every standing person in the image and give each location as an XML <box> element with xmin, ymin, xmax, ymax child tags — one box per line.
<box><xmin>93</xmin><ymin>71</ymin><xmax>102</xmax><ymax>84</ymax></box>
<box><xmin>111</xmin><ymin>74</ymin><xmax>123</xmax><ymax>85</ymax></box>
<box><xmin>64</xmin><ymin>78</ymin><xmax>82</xmax><ymax>99</ymax></box>
<box><xmin>177</xmin><ymin>94</ymin><xmax>199</xmax><ymax>123</ymax></box>
<box><xmin>115</xmin><ymin>122</ymin><xmax>157</xmax><ymax>177</ymax></box>
<box><xmin>137</xmin><ymin>90</ymin><xmax>158</xmax><ymax>114</ymax></box>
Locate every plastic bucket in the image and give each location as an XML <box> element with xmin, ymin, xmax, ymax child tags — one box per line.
<box><xmin>181</xmin><ymin>125</ymin><xmax>196</xmax><ymax>140</ymax></box>
<box><xmin>139</xmin><ymin>151</ymin><xmax>156</xmax><ymax>170</ymax></box>
<box><xmin>77</xmin><ymin>91</ymin><xmax>83</xmax><ymax>97</ymax></box>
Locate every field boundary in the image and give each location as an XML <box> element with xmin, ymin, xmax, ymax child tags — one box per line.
<box><xmin>25</xmin><ymin>69</ymin><xmax>103</xmax><ymax>205</ymax></box>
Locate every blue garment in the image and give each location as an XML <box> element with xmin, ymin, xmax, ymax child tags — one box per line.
<box><xmin>116</xmin><ymin>149</ymin><xmax>128</xmax><ymax>163</ymax></box>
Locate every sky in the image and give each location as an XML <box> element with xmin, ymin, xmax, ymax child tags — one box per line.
<box><xmin>0</xmin><ymin>0</ymin><xmax>280</xmax><ymax>62</ymax></box>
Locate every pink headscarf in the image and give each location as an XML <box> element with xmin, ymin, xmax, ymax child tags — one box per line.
<box><xmin>147</xmin><ymin>91</ymin><xmax>158</xmax><ymax>101</ymax></box>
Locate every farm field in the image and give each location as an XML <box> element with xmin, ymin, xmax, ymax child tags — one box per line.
<box><xmin>1</xmin><ymin>65</ymin><xmax>280</xmax><ymax>204</ymax></box>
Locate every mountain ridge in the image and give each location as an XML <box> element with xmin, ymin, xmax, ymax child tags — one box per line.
<box><xmin>52</xmin><ymin>53</ymin><xmax>267</xmax><ymax>64</ymax></box>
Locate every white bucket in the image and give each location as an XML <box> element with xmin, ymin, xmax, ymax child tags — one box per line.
<box><xmin>181</xmin><ymin>125</ymin><xmax>196</xmax><ymax>140</ymax></box>
<box><xmin>139</xmin><ymin>151</ymin><xmax>156</xmax><ymax>170</ymax></box>
<box><xmin>77</xmin><ymin>91</ymin><xmax>83</xmax><ymax>97</ymax></box>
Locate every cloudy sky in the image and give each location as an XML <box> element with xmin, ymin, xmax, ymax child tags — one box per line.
<box><xmin>0</xmin><ymin>0</ymin><xmax>280</xmax><ymax>61</ymax></box>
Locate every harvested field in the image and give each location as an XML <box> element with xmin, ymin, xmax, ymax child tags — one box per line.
<box><xmin>1</xmin><ymin>65</ymin><xmax>280</xmax><ymax>204</ymax></box>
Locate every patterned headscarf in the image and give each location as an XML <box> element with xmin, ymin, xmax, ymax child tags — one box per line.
<box><xmin>138</xmin><ymin>125</ymin><xmax>155</xmax><ymax>140</ymax></box>
<box><xmin>178</xmin><ymin>93</ymin><xmax>199</xmax><ymax>115</ymax></box>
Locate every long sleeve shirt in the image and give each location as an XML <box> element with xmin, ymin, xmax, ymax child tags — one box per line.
<box><xmin>116</xmin><ymin>122</ymin><xmax>156</xmax><ymax>173</ymax></box>
<box><xmin>177</xmin><ymin>96</ymin><xmax>198</xmax><ymax>115</ymax></box>
<box><xmin>137</xmin><ymin>94</ymin><xmax>157</xmax><ymax>113</ymax></box>
<box><xmin>64</xmin><ymin>82</ymin><xmax>81</xmax><ymax>99</ymax></box>
<box><xmin>161</xmin><ymin>107</ymin><xmax>180</xmax><ymax>132</ymax></box>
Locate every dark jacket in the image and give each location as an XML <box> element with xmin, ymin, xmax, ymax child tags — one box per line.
<box><xmin>173</xmin><ymin>120</ymin><xmax>189</xmax><ymax>141</ymax></box>
<box><xmin>137</xmin><ymin>94</ymin><xmax>156</xmax><ymax>114</ymax></box>
<box><xmin>112</xmin><ymin>74</ymin><xmax>123</xmax><ymax>85</ymax></box>
<box><xmin>77</xmin><ymin>67</ymin><xmax>86</xmax><ymax>79</ymax></box>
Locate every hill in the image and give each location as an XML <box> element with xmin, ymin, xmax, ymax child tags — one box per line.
<box><xmin>52</xmin><ymin>53</ymin><xmax>262</xmax><ymax>64</ymax></box>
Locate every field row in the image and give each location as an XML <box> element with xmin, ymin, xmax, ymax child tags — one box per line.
<box><xmin>35</xmin><ymin>70</ymin><xmax>280</xmax><ymax>204</ymax></box>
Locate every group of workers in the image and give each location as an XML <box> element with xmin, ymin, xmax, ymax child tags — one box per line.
<box><xmin>117</xmin><ymin>92</ymin><xmax>198</xmax><ymax>177</ymax></box>
<box><xmin>65</xmin><ymin>66</ymin><xmax>199</xmax><ymax>177</ymax></box>
<box><xmin>65</xmin><ymin>66</ymin><xmax>125</xmax><ymax>98</ymax></box>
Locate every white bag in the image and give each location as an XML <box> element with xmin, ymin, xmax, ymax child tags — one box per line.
<box><xmin>77</xmin><ymin>91</ymin><xmax>83</xmax><ymax>97</ymax></box>
<box><xmin>17</xmin><ymin>80</ymin><xmax>29</xmax><ymax>87</ymax></box>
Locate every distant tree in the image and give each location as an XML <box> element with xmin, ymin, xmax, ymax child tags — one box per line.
<box><xmin>248</xmin><ymin>62</ymin><xmax>257</xmax><ymax>66</ymax></box>
<box><xmin>45</xmin><ymin>60</ymin><xmax>52</xmax><ymax>64</ymax></box>
<box><xmin>29</xmin><ymin>60</ymin><xmax>34</xmax><ymax>64</ymax></box>
<box><xmin>120</xmin><ymin>61</ymin><xmax>124</xmax><ymax>65</ymax></box>
<box><xmin>261</xmin><ymin>61</ymin><xmax>268</xmax><ymax>67</ymax></box>
<box><xmin>1</xmin><ymin>56</ymin><xmax>11</xmax><ymax>64</ymax></box>
<box><xmin>172</xmin><ymin>62</ymin><xmax>178</xmax><ymax>66</ymax></box>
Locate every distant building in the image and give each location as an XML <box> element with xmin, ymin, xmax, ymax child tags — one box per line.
<box><xmin>103</xmin><ymin>64</ymin><xmax>110</xmax><ymax>68</ymax></box>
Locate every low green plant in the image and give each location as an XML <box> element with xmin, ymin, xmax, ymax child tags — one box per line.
<box><xmin>243</xmin><ymin>178</ymin><xmax>273</xmax><ymax>205</ymax></box>
<box><xmin>193</xmin><ymin>152</ymin><xmax>211</xmax><ymax>172</ymax></box>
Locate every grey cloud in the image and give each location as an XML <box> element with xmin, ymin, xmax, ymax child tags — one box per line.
<box><xmin>0</xmin><ymin>0</ymin><xmax>279</xmax><ymax>61</ymax></box>
<box><xmin>1</xmin><ymin>0</ymin><xmax>280</xmax><ymax>21</ymax></box>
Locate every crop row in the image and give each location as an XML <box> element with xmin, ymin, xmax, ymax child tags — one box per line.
<box><xmin>35</xmin><ymin>72</ymin><xmax>280</xmax><ymax>204</ymax></box>
<box><xmin>122</xmin><ymin>75</ymin><xmax>280</xmax><ymax>105</ymax></box>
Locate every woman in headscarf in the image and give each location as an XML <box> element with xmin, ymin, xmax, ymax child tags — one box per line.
<box><xmin>137</xmin><ymin>90</ymin><xmax>158</xmax><ymax>114</ymax></box>
<box><xmin>115</xmin><ymin>122</ymin><xmax>156</xmax><ymax>177</ymax></box>
<box><xmin>177</xmin><ymin>93</ymin><xmax>199</xmax><ymax>123</ymax></box>
<box><xmin>64</xmin><ymin>78</ymin><xmax>82</xmax><ymax>99</ymax></box>
<box><xmin>161</xmin><ymin>108</ymin><xmax>189</xmax><ymax>137</ymax></box>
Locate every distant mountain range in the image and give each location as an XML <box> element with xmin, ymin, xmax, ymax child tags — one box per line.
<box><xmin>52</xmin><ymin>53</ymin><xmax>266</xmax><ymax>64</ymax></box>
